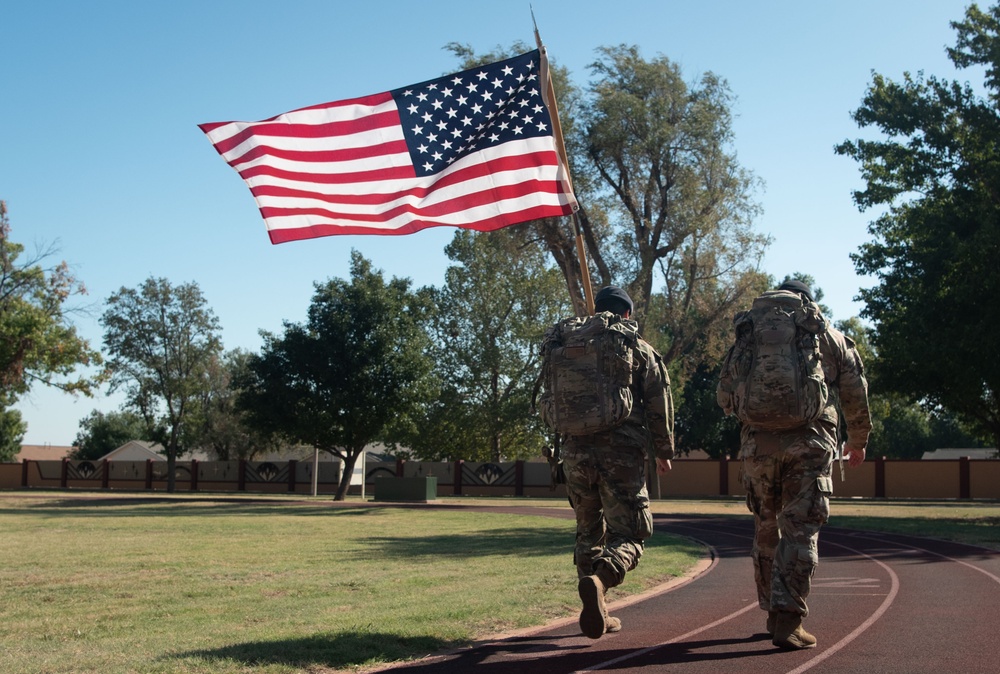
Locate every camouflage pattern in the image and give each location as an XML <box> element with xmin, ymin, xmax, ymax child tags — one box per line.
<box><xmin>737</xmin><ymin>323</ymin><xmax>871</xmax><ymax>617</ymax></box>
<box><xmin>538</xmin><ymin>312</ymin><xmax>639</xmax><ymax>436</ymax></box>
<box><xmin>718</xmin><ymin>290</ymin><xmax>829</xmax><ymax>431</ymax></box>
<box><xmin>561</xmin><ymin>335</ymin><xmax>674</xmax><ymax>587</ymax></box>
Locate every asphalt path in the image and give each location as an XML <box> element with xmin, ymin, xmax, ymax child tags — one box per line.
<box><xmin>372</xmin><ymin>509</ymin><xmax>1000</xmax><ymax>674</ymax></box>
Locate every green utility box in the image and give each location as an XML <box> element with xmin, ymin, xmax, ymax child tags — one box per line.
<box><xmin>373</xmin><ymin>476</ymin><xmax>438</xmax><ymax>502</ymax></box>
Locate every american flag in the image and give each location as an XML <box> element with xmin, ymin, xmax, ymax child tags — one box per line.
<box><xmin>200</xmin><ymin>49</ymin><xmax>577</xmax><ymax>244</ymax></box>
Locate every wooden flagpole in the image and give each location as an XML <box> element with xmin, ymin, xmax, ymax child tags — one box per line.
<box><xmin>534</xmin><ymin>13</ymin><xmax>595</xmax><ymax>316</ymax></box>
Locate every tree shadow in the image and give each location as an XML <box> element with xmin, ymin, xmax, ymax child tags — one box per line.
<box><xmin>172</xmin><ymin>631</ymin><xmax>455</xmax><ymax>671</ymax></box>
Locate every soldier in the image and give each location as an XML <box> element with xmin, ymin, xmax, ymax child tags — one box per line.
<box><xmin>552</xmin><ymin>285</ymin><xmax>675</xmax><ymax>640</ymax></box>
<box><xmin>720</xmin><ymin>279</ymin><xmax>872</xmax><ymax>650</ymax></box>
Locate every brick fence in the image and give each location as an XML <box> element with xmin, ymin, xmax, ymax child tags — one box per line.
<box><xmin>2</xmin><ymin>456</ymin><xmax>999</xmax><ymax>499</ymax></box>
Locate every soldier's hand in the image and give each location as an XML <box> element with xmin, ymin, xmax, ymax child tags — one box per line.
<box><xmin>845</xmin><ymin>445</ymin><xmax>866</xmax><ymax>468</ymax></box>
<box><xmin>656</xmin><ymin>458</ymin><xmax>672</xmax><ymax>474</ymax></box>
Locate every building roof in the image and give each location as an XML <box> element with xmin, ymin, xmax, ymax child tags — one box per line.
<box><xmin>921</xmin><ymin>447</ymin><xmax>998</xmax><ymax>460</ymax></box>
<box><xmin>15</xmin><ymin>444</ymin><xmax>75</xmax><ymax>462</ymax></box>
<box><xmin>98</xmin><ymin>440</ymin><xmax>166</xmax><ymax>462</ymax></box>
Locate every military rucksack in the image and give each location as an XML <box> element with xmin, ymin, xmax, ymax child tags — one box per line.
<box><xmin>717</xmin><ymin>289</ymin><xmax>829</xmax><ymax>431</ymax></box>
<box><xmin>535</xmin><ymin>312</ymin><xmax>639</xmax><ymax>436</ymax></box>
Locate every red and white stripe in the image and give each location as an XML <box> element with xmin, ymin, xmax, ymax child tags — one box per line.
<box><xmin>200</xmin><ymin>92</ymin><xmax>576</xmax><ymax>244</ymax></box>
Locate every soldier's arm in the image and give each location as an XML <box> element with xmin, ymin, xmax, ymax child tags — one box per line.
<box><xmin>832</xmin><ymin>333</ymin><xmax>873</xmax><ymax>464</ymax></box>
<box><xmin>640</xmin><ymin>343</ymin><xmax>675</xmax><ymax>460</ymax></box>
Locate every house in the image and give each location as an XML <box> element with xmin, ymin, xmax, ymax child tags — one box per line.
<box><xmin>921</xmin><ymin>447</ymin><xmax>998</xmax><ymax>460</ymax></box>
<box><xmin>15</xmin><ymin>444</ymin><xmax>75</xmax><ymax>462</ymax></box>
<box><xmin>98</xmin><ymin>440</ymin><xmax>166</xmax><ymax>462</ymax></box>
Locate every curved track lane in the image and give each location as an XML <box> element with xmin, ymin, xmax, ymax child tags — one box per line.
<box><xmin>373</xmin><ymin>511</ymin><xmax>1000</xmax><ymax>674</ymax></box>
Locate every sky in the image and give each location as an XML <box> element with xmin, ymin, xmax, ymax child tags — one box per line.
<box><xmin>3</xmin><ymin>0</ymin><xmax>981</xmax><ymax>446</ymax></box>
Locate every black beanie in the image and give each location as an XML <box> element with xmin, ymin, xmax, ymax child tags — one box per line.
<box><xmin>594</xmin><ymin>285</ymin><xmax>634</xmax><ymax>314</ymax></box>
<box><xmin>778</xmin><ymin>279</ymin><xmax>814</xmax><ymax>302</ymax></box>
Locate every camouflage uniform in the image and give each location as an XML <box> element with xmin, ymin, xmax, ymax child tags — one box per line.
<box><xmin>562</xmin><ymin>337</ymin><xmax>675</xmax><ymax>587</ymax></box>
<box><xmin>740</xmin><ymin>324</ymin><xmax>871</xmax><ymax>617</ymax></box>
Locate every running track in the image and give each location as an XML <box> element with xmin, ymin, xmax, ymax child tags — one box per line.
<box><xmin>372</xmin><ymin>509</ymin><xmax>1000</xmax><ymax>674</ymax></box>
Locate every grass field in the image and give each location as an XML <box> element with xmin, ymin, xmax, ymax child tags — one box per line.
<box><xmin>0</xmin><ymin>492</ymin><xmax>996</xmax><ymax>674</ymax></box>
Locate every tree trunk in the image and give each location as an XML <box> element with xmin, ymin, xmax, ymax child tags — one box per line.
<box><xmin>334</xmin><ymin>448</ymin><xmax>362</xmax><ymax>501</ymax></box>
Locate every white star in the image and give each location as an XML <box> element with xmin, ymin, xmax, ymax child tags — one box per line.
<box><xmin>451</xmin><ymin>76</ymin><xmax>463</xmax><ymax>85</ymax></box>
<box><xmin>411</xmin><ymin>124</ymin><xmax>423</xmax><ymax>135</ymax></box>
<box><xmin>442</xmin><ymin>87</ymin><xmax>453</xmax><ymax>97</ymax></box>
<box><xmin>460</xmin><ymin>116</ymin><xmax>472</xmax><ymax>126</ymax></box>
<box><xmin>533</xmin><ymin>104</ymin><xmax>544</xmax><ymax>114</ymax></box>
<box><xmin>423</xmin><ymin>162</ymin><xmax>434</xmax><ymax>171</ymax></box>
<box><xmin>477</xmin><ymin>71</ymin><xmax>488</xmax><ymax>80</ymax></box>
<box><xmin>471</xmin><ymin>103</ymin><xmax>483</xmax><ymax>114</ymax></box>
<box><xmin>432</xmin><ymin>151</ymin><xmax>443</xmax><ymax>161</ymax></box>
<box><xmin>536</xmin><ymin>121</ymin><xmax>548</xmax><ymax>132</ymax></box>
<box><xmin>417</xmin><ymin>92</ymin><xmax>429</xmax><ymax>102</ymax></box>
<box><xmin>427</xmin><ymin>133</ymin><xmax>438</xmax><ymax>143</ymax></box>
<box><xmin>513</xmin><ymin>125</ymin><xmax>524</xmax><ymax>135</ymax></box>
<box><xmin>422</xmin><ymin>112</ymin><xmax>433</xmax><ymax>123</ymax></box>
<box><xmin>451</xmin><ymin>128</ymin><xmax>463</xmax><ymax>138</ymax></box>
<box><xmin>442</xmin><ymin>140</ymin><xmax>452</xmax><ymax>150</ymax></box>
<box><xmin>417</xmin><ymin>144</ymin><xmax>429</xmax><ymax>153</ymax></box>
<box><xmin>445</xmin><ymin>108</ymin><xmax>458</xmax><ymax>118</ymax></box>
<box><xmin>432</xmin><ymin>99</ymin><xmax>443</xmax><ymax>110</ymax></box>
<box><xmin>456</xmin><ymin>95</ymin><xmax>468</xmax><ymax>106</ymax></box>
<box><xmin>489</xmin><ymin>133</ymin><xmax>499</xmax><ymax>142</ymax></box>
<box><xmin>407</xmin><ymin>104</ymin><xmax>419</xmax><ymax>114</ymax></box>
<box><xmin>427</xmin><ymin>83</ymin><xmax>438</xmax><ymax>90</ymax></box>
<box><xmin>502</xmin><ymin>65</ymin><xmax>513</xmax><ymax>76</ymax></box>
<box><xmin>401</xmin><ymin>89</ymin><xmax>414</xmax><ymax>97</ymax></box>
<box><xmin>436</xmin><ymin>120</ymin><xmax>448</xmax><ymax>131</ymax></box>
<box><xmin>492</xmin><ymin>78</ymin><xmax>503</xmax><ymax>88</ymax></box>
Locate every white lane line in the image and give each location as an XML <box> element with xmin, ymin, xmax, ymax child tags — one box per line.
<box><xmin>571</xmin><ymin>521</ymin><xmax>900</xmax><ymax>674</ymax></box>
<box><xmin>783</xmin><ymin>539</ymin><xmax>900</xmax><ymax>674</ymax></box>
<box><xmin>572</xmin><ymin>602</ymin><xmax>759</xmax><ymax>673</ymax></box>
<box><xmin>850</xmin><ymin>533</ymin><xmax>1000</xmax><ymax>586</ymax></box>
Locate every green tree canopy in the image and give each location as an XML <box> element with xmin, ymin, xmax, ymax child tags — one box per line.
<box><xmin>236</xmin><ymin>252</ymin><xmax>435</xmax><ymax>500</ymax></box>
<box><xmin>836</xmin><ymin>3</ymin><xmax>1000</xmax><ymax>448</ymax></box>
<box><xmin>0</xmin><ymin>200</ymin><xmax>104</xmax><ymax>453</ymax></box>
<box><xmin>410</xmin><ymin>227</ymin><xmax>570</xmax><ymax>462</ymax></box>
<box><xmin>71</xmin><ymin>409</ymin><xmax>147</xmax><ymax>461</ymax></box>
<box><xmin>101</xmin><ymin>277</ymin><xmax>222</xmax><ymax>491</ymax></box>
<box><xmin>191</xmin><ymin>349</ymin><xmax>279</xmax><ymax>461</ymax></box>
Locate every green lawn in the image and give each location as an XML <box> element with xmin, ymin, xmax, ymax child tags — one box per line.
<box><xmin>0</xmin><ymin>493</ymin><xmax>700</xmax><ymax>674</ymax></box>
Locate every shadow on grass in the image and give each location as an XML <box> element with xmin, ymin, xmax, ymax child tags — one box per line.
<box><xmin>173</xmin><ymin>631</ymin><xmax>455</xmax><ymax>671</ymax></box>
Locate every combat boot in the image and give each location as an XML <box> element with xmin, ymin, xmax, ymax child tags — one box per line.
<box><xmin>578</xmin><ymin>575</ymin><xmax>607</xmax><ymax>639</ymax></box>
<box><xmin>772</xmin><ymin>612</ymin><xmax>817</xmax><ymax>650</ymax></box>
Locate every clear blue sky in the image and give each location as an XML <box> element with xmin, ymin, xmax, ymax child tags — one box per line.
<box><xmin>3</xmin><ymin>0</ymin><xmax>977</xmax><ymax>446</ymax></box>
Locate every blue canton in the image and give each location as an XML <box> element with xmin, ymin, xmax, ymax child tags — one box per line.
<box><xmin>391</xmin><ymin>50</ymin><xmax>552</xmax><ymax>177</ymax></box>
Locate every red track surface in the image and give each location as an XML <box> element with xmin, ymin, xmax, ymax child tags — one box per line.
<box><xmin>373</xmin><ymin>510</ymin><xmax>1000</xmax><ymax>674</ymax></box>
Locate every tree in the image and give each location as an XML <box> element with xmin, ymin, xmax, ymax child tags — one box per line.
<box><xmin>237</xmin><ymin>252</ymin><xmax>435</xmax><ymax>500</ymax></box>
<box><xmin>71</xmin><ymin>409</ymin><xmax>148</xmax><ymax>461</ymax></box>
<box><xmin>410</xmin><ymin>227</ymin><xmax>570</xmax><ymax>462</ymax></box>
<box><xmin>0</xmin><ymin>200</ymin><xmax>104</xmax><ymax>449</ymax></box>
<box><xmin>836</xmin><ymin>3</ymin><xmax>1000</xmax><ymax>449</ymax></box>
<box><xmin>0</xmin><ymin>408</ymin><xmax>27</xmax><ymax>462</ymax></box>
<box><xmin>577</xmin><ymin>46</ymin><xmax>768</xmax><ymax>340</ymax></box>
<box><xmin>192</xmin><ymin>349</ymin><xmax>278</xmax><ymax>461</ymax></box>
<box><xmin>101</xmin><ymin>277</ymin><xmax>222</xmax><ymax>491</ymax></box>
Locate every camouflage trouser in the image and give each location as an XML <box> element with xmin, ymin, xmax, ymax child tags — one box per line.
<box><xmin>562</xmin><ymin>434</ymin><xmax>653</xmax><ymax>588</ymax></box>
<box><xmin>742</xmin><ymin>441</ymin><xmax>833</xmax><ymax>617</ymax></box>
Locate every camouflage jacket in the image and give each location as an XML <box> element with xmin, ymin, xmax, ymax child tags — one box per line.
<box><xmin>618</xmin><ymin>338</ymin><xmax>676</xmax><ymax>460</ymax></box>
